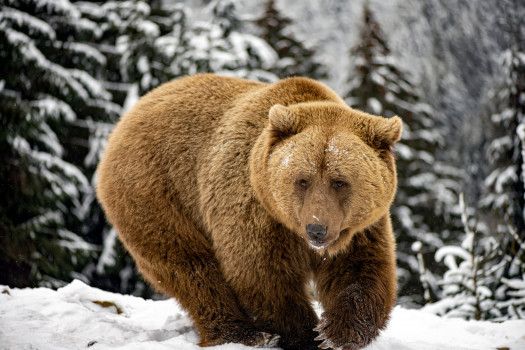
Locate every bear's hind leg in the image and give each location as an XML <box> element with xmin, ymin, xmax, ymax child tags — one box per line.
<box><xmin>113</xmin><ymin>206</ymin><xmax>278</xmax><ymax>347</ymax></box>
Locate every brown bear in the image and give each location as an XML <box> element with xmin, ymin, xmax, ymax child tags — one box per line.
<box><xmin>96</xmin><ymin>74</ymin><xmax>401</xmax><ymax>350</ymax></box>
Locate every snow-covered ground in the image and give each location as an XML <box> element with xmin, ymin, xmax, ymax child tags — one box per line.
<box><xmin>1</xmin><ymin>280</ymin><xmax>524</xmax><ymax>350</ymax></box>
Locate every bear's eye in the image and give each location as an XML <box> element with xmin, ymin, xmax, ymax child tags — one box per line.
<box><xmin>331</xmin><ymin>181</ymin><xmax>347</xmax><ymax>189</ymax></box>
<box><xmin>296</xmin><ymin>179</ymin><xmax>309</xmax><ymax>189</ymax></box>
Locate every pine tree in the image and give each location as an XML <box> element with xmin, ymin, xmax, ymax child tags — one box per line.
<box><xmin>480</xmin><ymin>39</ymin><xmax>525</xmax><ymax>318</ymax></box>
<box><xmin>481</xmin><ymin>47</ymin><xmax>525</xmax><ymax>239</ymax></box>
<box><xmin>344</xmin><ymin>5</ymin><xmax>465</xmax><ymax>306</ymax></box>
<box><xmin>255</xmin><ymin>0</ymin><xmax>327</xmax><ymax>79</ymax></box>
<box><xmin>0</xmin><ymin>0</ymin><xmax>120</xmax><ymax>287</ymax></box>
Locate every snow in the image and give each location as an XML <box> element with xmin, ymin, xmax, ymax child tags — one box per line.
<box><xmin>73</xmin><ymin>17</ymin><xmax>102</xmax><ymax>38</ymax></box>
<box><xmin>487</xmin><ymin>135</ymin><xmax>512</xmax><ymax>161</ymax></box>
<box><xmin>9</xmin><ymin>135</ymin><xmax>90</xmax><ymax>199</ymax></box>
<box><xmin>326</xmin><ymin>137</ymin><xmax>350</xmax><ymax>156</ymax></box>
<box><xmin>32</xmin><ymin>0</ymin><xmax>80</xmax><ymax>18</ymax></box>
<box><xmin>57</xmin><ymin>229</ymin><xmax>98</xmax><ymax>252</ymax></box>
<box><xmin>122</xmin><ymin>83</ymin><xmax>140</xmax><ymax>114</ymax></box>
<box><xmin>491</xmin><ymin>108</ymin><xmax>515</xmax><ymax>124</ymax></box>
<box><xmin>0</xmin><ymin>7</ymin><xmax>56</xmax><ymax>40</ymax></box>
<box><xmin>366</xmin><ymin>97</ymin><xmax>382</xmax><ymax>115</ymax></box>
<box><xmin>229</xmin><ymin>32</ymin><xmax>278</xmax><ymax>69</ymax></box>
<box><xmin>435</xmin><ymin>246</ymin><xmax>471</xmax><ymax>267</ymax></box>
<box><xmin>69</xmin><ymin>69</ymin><xmax>112</xmax><ymax>100</ymax></box>
<box><xmin>393</xmin><ymin>142</ymin><xmax>413</xmax><ymax>160</ymax></box>
<box><xmin>30</xmin><ymin>97</ymin><xmax>77</xmax><ymax>123</ymax></box>
<box><xmin>501</xmin><ymin>277</ymin><xmax>525</xmax><ymax>292</ymax></box>
<box><xmin>35</xmin><ymin>123</ymin><xmax>62</xmax><ymax>157</ymax></box>
<box><xmin>484</xmin><ymin>165</ymin><xmax>518</xmax><ymax>194</ymax></box>
<box><xmin>5</xmin><ymin>27</ymin><xmax>91</xmax><ymax>102</ymax></box>
<box><xmin>281</xmin><ymin>152</ymin><xmax>293</xmax><ymax>166</ymax></box>
<box><xmin>411</xmin><ymin>241</ymin><xmax>422</xmax><ymax>252</ymax></box>
<box><xmin>19</xmin><ymin>211</ymin><xmax>62</xmax><ymax>235</ymax></box>
<box><xmin>1</xmin><ymin>280</ymin><xmax>524</xmax><ymax>350</ymax></box>
<box><xmin>137</xmin><ymin>19</ymin><xmax>160</xmax><ymax>37</ymax></box>
<box><xmin>96</xmin><ymin>228</ymin><xmax>118</xmax><ymax>274</ymax></box>
<box><xmin>64</xmin><ymin>42</ymin><xmax>107</xmax><ymax>66</ymax></box>
<box><xmin>155</xmin><ymin>34</ymin><xmax>183</xmax><ymax>59</ymax></box>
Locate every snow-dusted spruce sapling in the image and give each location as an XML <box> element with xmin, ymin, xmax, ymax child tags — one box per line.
<box><xmin>495</xmin><ymin>209</ymin><xmax>525</xmax><ymax>319</ymax></box>
<box><xmin>427</xmin><ymin>194</ymin><xmax>505</xmax><ymax>320</ymax></box>
<box><xmin>97</xmin><ymin>74</ymin><xmax>402</xmax><ymax>350</ymax></box>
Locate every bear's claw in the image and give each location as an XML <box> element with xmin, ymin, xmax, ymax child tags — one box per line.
<box><xmin>314</xmin><ymin>316</ymin><xmax>362</xmax><ymax>350</ymax></box>
<box><xmin>255</xmin><ymin>332</ymin><xmax>280</xmax><ymax>348</ymax></box>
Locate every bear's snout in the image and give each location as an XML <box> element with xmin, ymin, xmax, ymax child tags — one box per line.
<box><xmin>306</xmin><ymin>224</ymin><xmax>328</xmax><ymax>241</ymax></box>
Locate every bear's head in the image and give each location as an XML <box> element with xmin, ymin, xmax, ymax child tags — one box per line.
<box><xmin>251</xmin><ymin>102</ymin><xmax>402</xmax><ymax>255</ymax></box>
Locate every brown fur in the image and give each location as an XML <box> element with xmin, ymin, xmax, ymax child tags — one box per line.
<box><xmin>96</xmin><ymin>74</ymin><xmax>401</xmax><ymax>350</ymax></box>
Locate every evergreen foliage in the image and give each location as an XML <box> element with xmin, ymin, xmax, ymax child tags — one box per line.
<box><xmin>344</xmin><ymin>5</ymin><xmax>464</xmax><ymax>306</ymax></box>
<box><xmin>481</xmin><ymin>47</ymin><xmax>525</xmax><ymax>238</ymax></box>
<box><xmin>495</xmin><ymin>215</ymin><xmax>525</xmax><ymax>319</ymax></box>
<box><xmin>424</xmin><ymin>194</ymin><xmax>525</xmax><ymax>320</ymax></box>
<box><xmin>478</xmin><ymin>41</ymin><xmax>525</xmax><ymax>319</ymax></box>
<box><xmin>425</xmin><ymin>194</ymin><xmax>503</xmax><ymax>320</ymax></box>
<box><xmin>0</xmin><ymin>0</ymin><xmax>119</xmax><ymax>288</ymax></box>
<box><xmin>255</xmin><ymin>0</ymin><xmax>327</xmax><ymax>79</ymax></box>
<box><xmin>178</xmin><ymin>0</ymin><xmax>278</xmax><ymax>82</ymax></box>
<box><xmin>75</xmin><ymin>0</ymin><xmax>187</xmax><ymax>98</ymax></box>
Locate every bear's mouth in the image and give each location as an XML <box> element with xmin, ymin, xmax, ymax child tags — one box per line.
<box><xmin>308</xmin><ymin>239</ymin><xmax>330</xmax><ymax>250</ymax></box>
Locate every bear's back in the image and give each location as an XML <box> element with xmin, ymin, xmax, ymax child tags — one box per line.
<box><xmin>96</xmin><ymin>74</ymin><xmax>265</xmax><ymax>235</ymax></box>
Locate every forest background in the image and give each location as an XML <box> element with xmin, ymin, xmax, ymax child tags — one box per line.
<box><xmin>1</xmin><ymin>0</ymin><xmax>524</xmax><ymax>321</ymax></box>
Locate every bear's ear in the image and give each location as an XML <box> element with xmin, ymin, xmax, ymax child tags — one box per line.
<box><xmin>370</xmin><ymin>116</ymin><xmax>403</xmax><ymax>150</ymax></box>
<box><xmin>268</xmin><ymin>104</ymin><xmax>300</xmax><ymax>140</ymax></box>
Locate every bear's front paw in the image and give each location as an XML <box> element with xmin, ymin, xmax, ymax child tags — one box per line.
<box><xmin>314</xmin><ymin>289</ymin><xmax>387</xmax><ymax>349</ymax></box>
<box><xmin>314</xmin><ymin>315</ymin><xmax>373</xmax><ymax>350</ymax></box>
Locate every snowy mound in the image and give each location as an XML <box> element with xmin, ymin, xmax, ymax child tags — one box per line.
<box><xmin>1</xmin><ymin>280</ymin><xmax>524</xmax><ymax>350</ymax></box>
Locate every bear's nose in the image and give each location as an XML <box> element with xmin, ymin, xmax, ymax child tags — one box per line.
<box><xmin>306</xmin><ymin>224</ymin><xmax>328</xmax><ymax>241</ymax></box>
